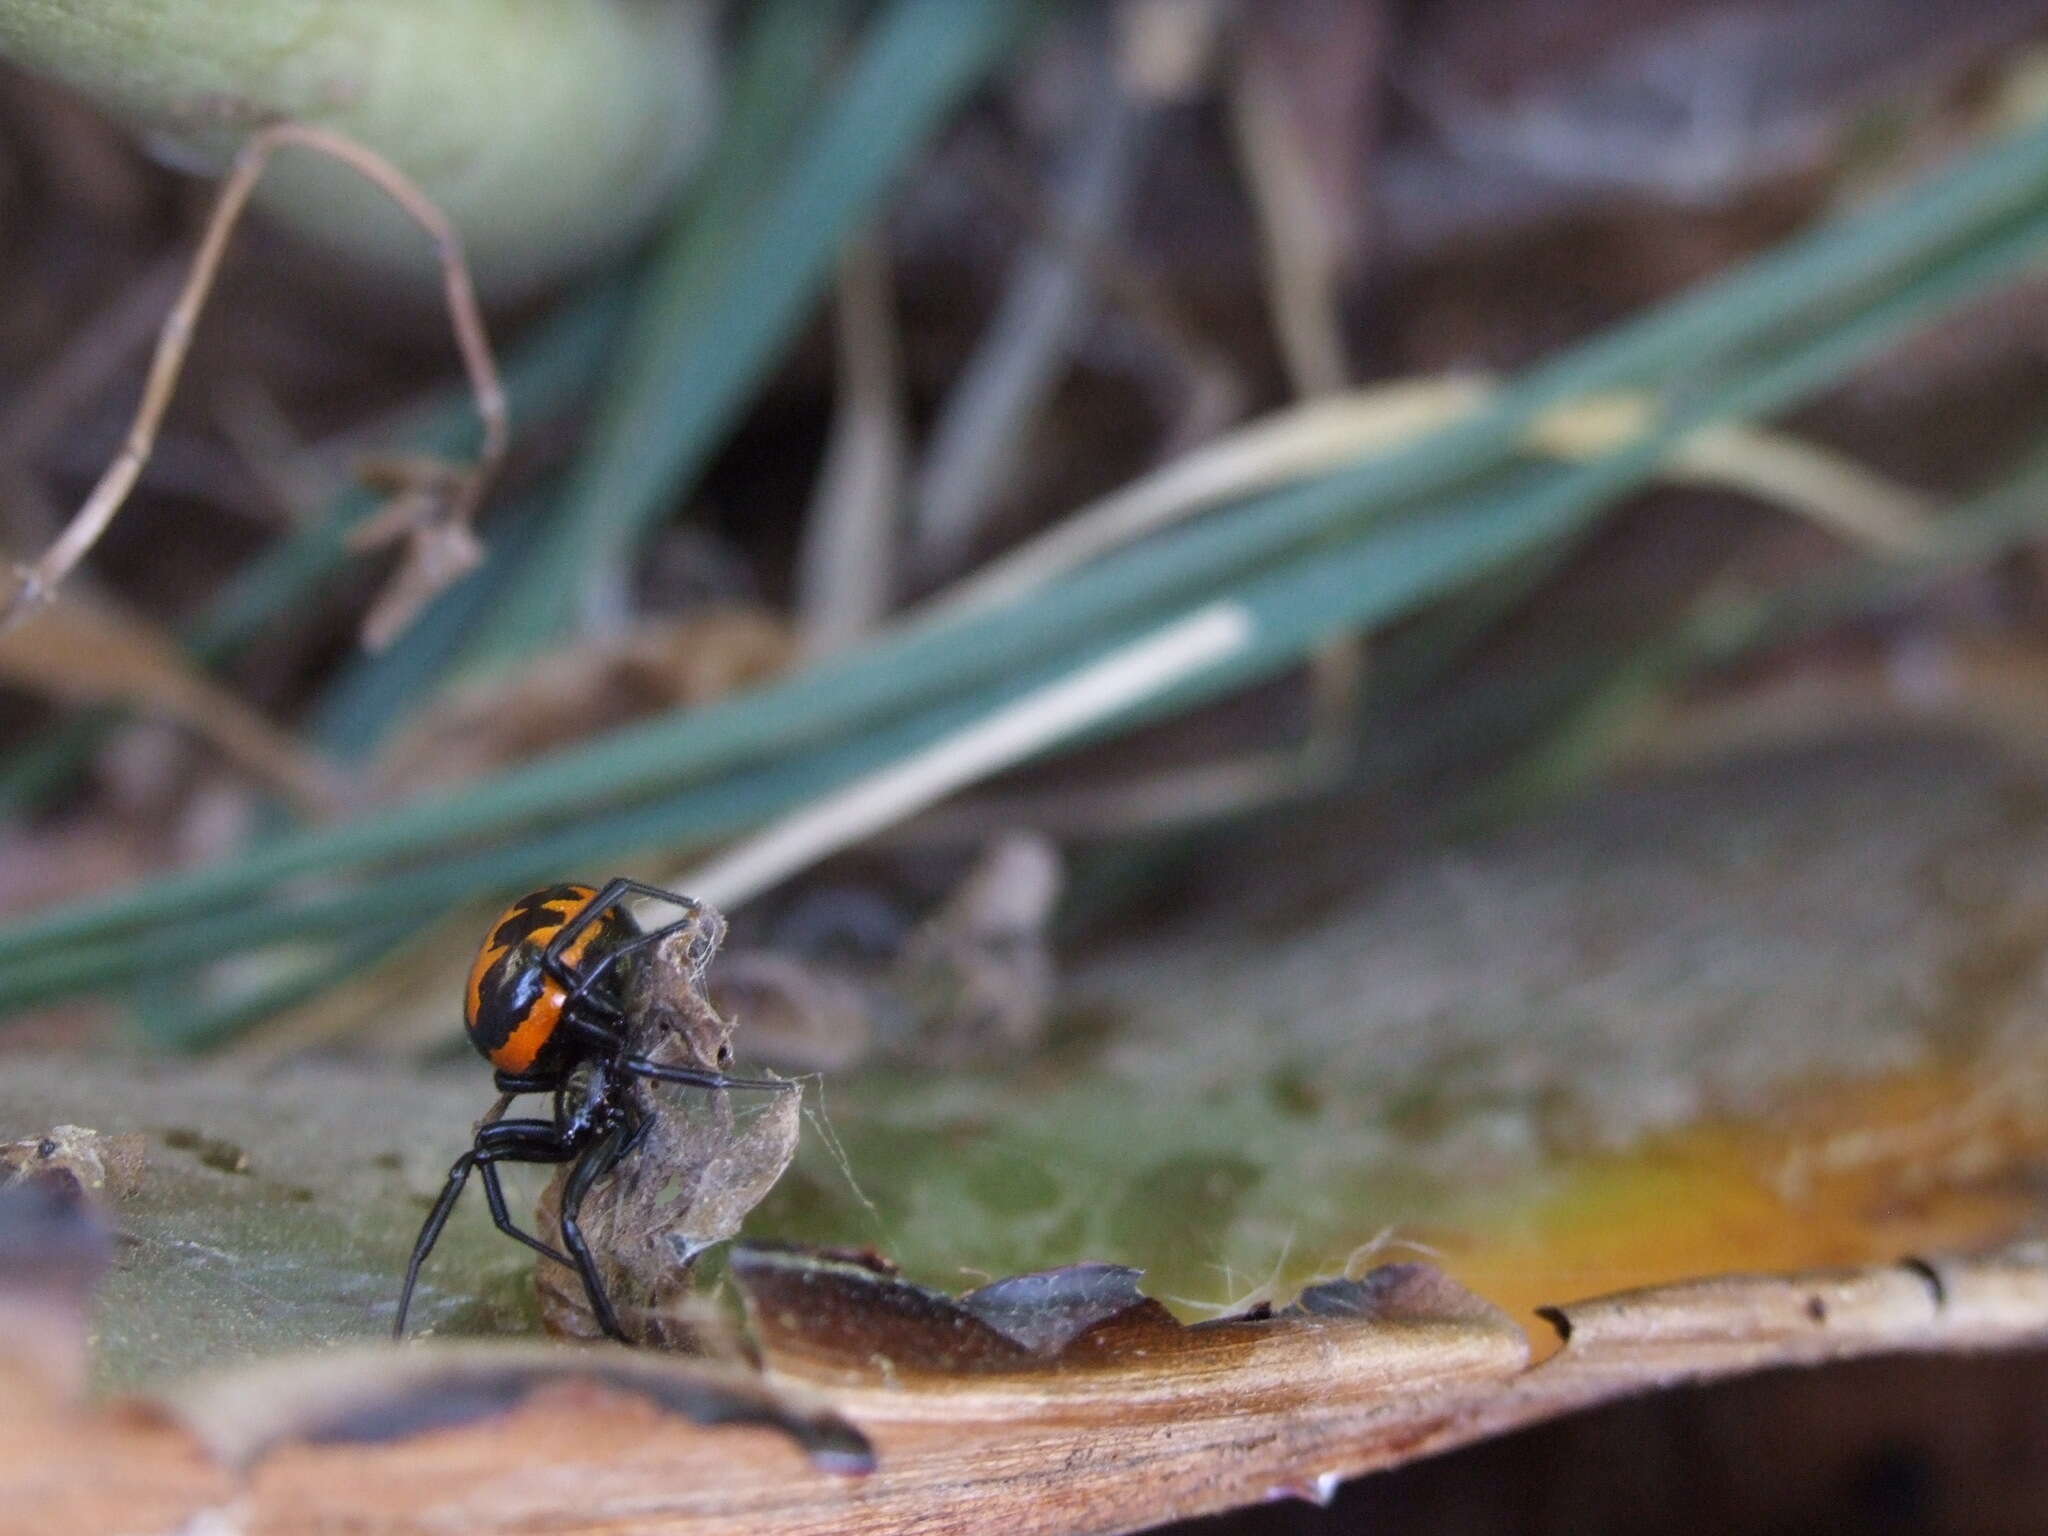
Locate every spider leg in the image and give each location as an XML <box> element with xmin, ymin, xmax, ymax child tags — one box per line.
<box><xmin>540</xmin><ymin>879</ymin><xmax>706</xmax><ymax>996</ymax></box>
<box><xmin>491</xmin><ymin>1070</ymin><xmax>559</xmax><ymax>1097</ymax></box>
<box><xmin>557</xmin><ymin>1012</ymin><xmax>793</xmax><ymax>1093</ymax></box>
<box><xmin>395</xmin><ymin>1149</ymin><xmax>479</xmax><ymax>1339</ymax></box>
<box><xmin>558</xmin><ymin>1115</ymin><xmax>637</xmax><ymax>1342</ymax></box>
<box><xmin>558</xmin><ymin>924</ymin><xmax>683</xmax><ymax>1013</ymax></box>
<box><xmin>620</xmin><ymin>1053</ymin><xmax>795</xmax><ymax>1094</ymax></box>
<box><xmin>577</xmin><ymin>879</ymin><xmax>708</xmax><ymax>926</ymax></box>
<box><xmin>538</xmin><ymin>880</ymin><xmax>788</xmax><ymax>1095</ymax></box>
<box><xmin>474</xmin><ymin>1159</ymin><xmax>572</xmax><ymax>1266</ymax></box>
<box><xmin>392</xmin><ymin>1118</ymin><xmax>582</xmax><ymax>1339</ymax></box>
<box><xmin>470</xmin><ymin>1121</ymin><xmax>578</xmax><ymax>1267</ymax></box>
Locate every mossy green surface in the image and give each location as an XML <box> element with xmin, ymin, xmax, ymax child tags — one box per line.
<box><xmin>8</xmin><ymin>733</ymin><xmax>2048</xmax><ymax>1390</ymax></box>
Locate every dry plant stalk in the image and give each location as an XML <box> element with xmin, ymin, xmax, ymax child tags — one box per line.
<box><xmin>2</xmin><ymin>121</ymin><xmax>506</xmax><ymax>651</ymax></box>
<box><xmin>0</xmin><ymin>597</ymin><xmax>346</xmax><ymax>815</ymax></box>
<box><xmin>795</xmin><ymin>232</ymin><xmax>908</xmax><ymax>659</ymax></box>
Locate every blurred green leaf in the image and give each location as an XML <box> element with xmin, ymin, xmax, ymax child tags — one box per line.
<box><xmin>478</xmin><ymin>0</ymin><xmax>1037</xmax><ymax>661</ymax></box>
<box><xmin>9</xmin><ymin>119</ymin><xmax>2048</xmax><ymax>1028</ymax></box>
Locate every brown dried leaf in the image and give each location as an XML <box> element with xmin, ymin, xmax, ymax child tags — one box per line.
<box><xmin>1439</xmin><ymin>1248</ymin><xmax>2048</xmax><ymax>1463</ymax></box>
<box><xmin>731</xmin><ymin>1242</ymin><xmax>1522</xmax><ymax>1389</ymax></box>
<box><xmin>535</xmin><ymin>912</ymin><xmax>800</xmax><ymax>1347</ymax></box>
<box><xmin>534</xmin><ymin>1091</ymin><xmax>801</xmax><ymax>1350</ymax></box>
<box><xmin>0</xmin><ymin>597</ymin><xmax>343</xmax><ymax>815</ymax></box>
<box><xmin>374</xmin><ymin>609</ymin><xmax>794</xmax><ymax>795</ymax></box>
<box><xmin>0</xmin><ymin>1201</ymin><xmax>2045</xmax><ymax>1530</ymax></box>
<box><xmin>345</xmin><ymin>453</ymin><xmax>488</xmax><ymax>651</ymax></box>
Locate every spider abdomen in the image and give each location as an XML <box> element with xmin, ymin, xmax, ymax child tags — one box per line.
<box><xmin>464</xmin><ymin>882</ymin><xmax>637</xmax><ymax>1076</ymax></box>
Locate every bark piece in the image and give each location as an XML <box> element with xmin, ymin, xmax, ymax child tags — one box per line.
<box><xmin>160</xmin><ymin>1341</ymin><xmax>873</xmax><ymax>1474</ymax></box>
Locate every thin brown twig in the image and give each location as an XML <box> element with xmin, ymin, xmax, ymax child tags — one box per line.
<box><xmin>1</xmin><ymin>121</ymin><xmax>506</xmax><ymax>648</ymax></box>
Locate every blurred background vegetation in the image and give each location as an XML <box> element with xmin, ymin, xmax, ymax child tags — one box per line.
<box><xmin>4</xmin><ymin>0</ymin><xmax>2048</xmax><ymax>1052</ymax></box>
<box><xmin>5</xmin><ymin>1</ymin><xmax>2048</xmax><ymax>1529</ymax></box>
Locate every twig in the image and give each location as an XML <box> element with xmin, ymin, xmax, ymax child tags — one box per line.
<box><xmin>1226</xmin><ymin>21</ymin><xmax>1350</xmax><ymax>397</ymax></box>
<box><xmin>910</xmin><ymin>29</ymin><xmax>1148</xmax><ymax>581</ymax></box>
<box><xmin>1</xmin><ymin>122</ymin><xmax>506</xmax><ymax>650</ymax></box>
<box><xmin>794</xmin><ymin>231</ymin><xmax>907</xmax><ymax>657</ymax></box>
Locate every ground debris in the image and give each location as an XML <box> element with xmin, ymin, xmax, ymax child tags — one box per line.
<box><xmin>0</xmin><ymin>1122</ymin><xmax>146</xmax><ymax>1200</ymax></box>
<box><xmin>718</xmin><ymin>831</ymin><xmax>1065</xmax><ymax>1073</ymax></box>
<box><xmin>727</xmin><ymin>1240</ymin><xmax>1526</xmax><ymax>1388</ymax></box>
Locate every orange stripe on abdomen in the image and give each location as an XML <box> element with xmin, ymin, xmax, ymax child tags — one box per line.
<box><xmin>464</xmin><ymin>940</ymin><xmax>503</xmax><ymax>1027</ymax></box>
<box><xmin>482</xmin><ymin>919</ymin><xmax>606</xmax><ymax>1072</ymax></box>
<box><xmin>489</xmin><ymin>989</ymin><xmax>564</xmax><ymax>1073</ymax></box>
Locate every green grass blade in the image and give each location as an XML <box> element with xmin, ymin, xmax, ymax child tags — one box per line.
<box><xmin>479</xmin><ymin>0</ymin><xmax>1037</xmax><ymax>659</ymax></box>
<box><xmin>6</xmin><ymin>120</ymin><xmax>2048</xmax><ymax>993</ymax></box>
<box><xmin>461</xmin><ymin>0</ymin><xmax>856</xmax><ymax>667</ymax></box>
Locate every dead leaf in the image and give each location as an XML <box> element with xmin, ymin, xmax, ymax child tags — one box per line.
<box><xmin>345</xmin><ymin>453</ymin><xmax>489</xmax><ymax>650</ymax></box>
<box><xmin>0</xmin><ymin>1244</ymin><xmax>2040</xmax><ymax>1532</ymax></box>
<box><xmin>0</xmin><ymin>597</ymin><xmax>343</xmax><ymax>816</ymax></box>
<box><xmin>535</xmin><ymin>910</ymin><xmax>801</xmax><ymax>1347</ymax></box>
<box><xmin>730</xmin><ymin>1242</ymin><xmax>1523</xmax><ymax>1387</ymax></box>
<box><xmin>534</xmin><ymin>1085</ymin><xmax>801</xmax><ymax>1350</ymax></box>
<box><xmin>374</xmin><ymin>609</ymin><xmax>794</xmax><ymax>795</ymax></box>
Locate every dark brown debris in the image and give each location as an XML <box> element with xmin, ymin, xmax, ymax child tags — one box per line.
<box><xmin>730</xmin><ymin>1240</ymin><xmax>1527</xmax><ymax>1390</ymax></box>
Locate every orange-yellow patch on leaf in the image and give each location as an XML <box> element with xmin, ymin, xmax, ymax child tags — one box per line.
<box><xmin>1439</xmin><ymin>1059</ymin><xmax>2048</xmax><ymax>1356</ymax></box>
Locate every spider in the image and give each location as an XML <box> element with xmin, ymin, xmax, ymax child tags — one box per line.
<box><xmin>393</xmin><ymin>879</ymin><xmax>793</xmax><ymax>1342</ymax></box>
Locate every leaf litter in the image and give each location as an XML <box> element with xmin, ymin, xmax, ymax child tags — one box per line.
<box><xmin>533</xmin><ymin>902</ymin><xmax>802</xmax><ymax>1349</ymax></box>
